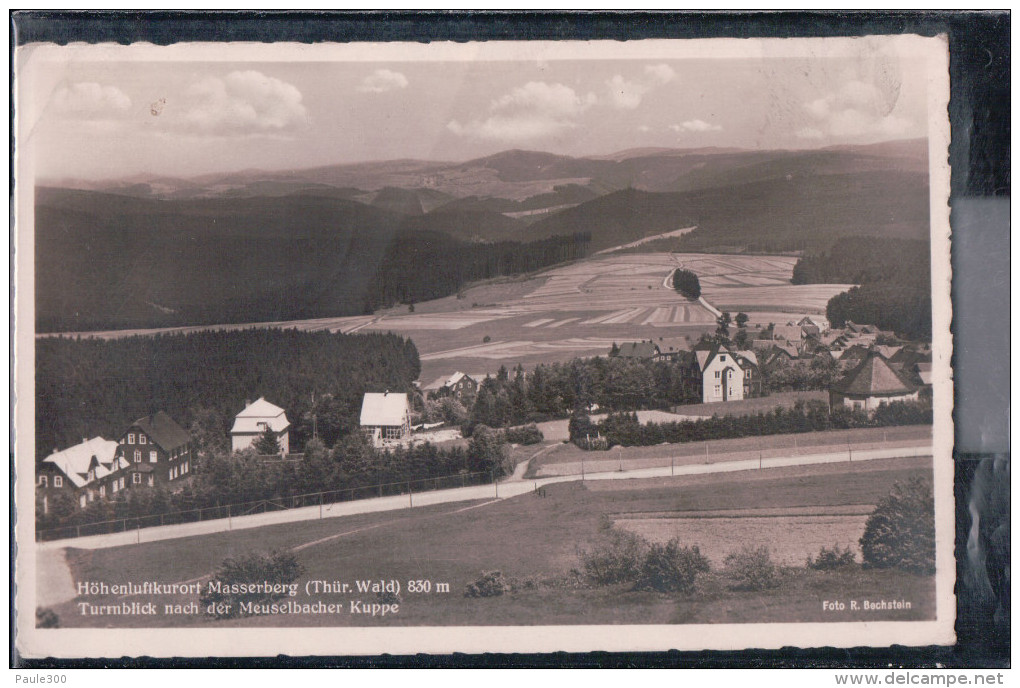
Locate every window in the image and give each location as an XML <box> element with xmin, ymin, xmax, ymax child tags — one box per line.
<box><xmin>745</xmin><ymin>369</ymin><xmax>752</xmax><ymax>378</ymax></box>
<box><xmin>714</xmin><ymin>385</ymin><xmax>721</xmax><ymax>395</ymax></box>
<box><xmin>112</xmin><ymin>481</ymin><xmax>118</xmax><ymax>493</ymax></box>
<box><xmin>147</xmin><ymin>475</ymin><xmax>154</xmax><ymax>487</ymax></box>
<box><xmin>139</xmin><ymin>435</ymin><xmax>146</xmax><ymax>445</ymax></box>
<box><xmin>54</xmin><ymin>476</ymin><xmax>63</xmax><ymax>488</ymax></box>
<box><xmin>150</xmin><ymin>450</ymin><xmax>158</xmax><ymax>463</ymax></box>
<box><xmin>80</xmin><ymin>495</ymin><xmax>87</xmax><ymax>508</ymax></box>
<box><xmin>170</xmin><ymin>467</ymin><xmax>176</xmax><ymax>480</ymax></box>
<box><xmin>128</xmin><ymin>433</ymin><xmax>135</xmax><ymax>444</ymax></box>
<box><xmin>88</xmin><ymin>469</ymin><xmax>95</xmax><ymax>482</ymax></box>
<box><xmin>714</xmin><ymin>371</ymin><xmax>721</xmax><ymax>379</ymax></box>
<box><xmin>119</xmin><ymin>477</ymin><xmax>124</xmax><ymax>489</ymax></box>
<box><xmin>38</xmin><ymin>475</ymin><xmax>47</xmax><ymax>488</ymax></box>
<box><xmin>720</xmin><ymin>355</ymin><xmax>727</xmax><ymax>362</ymax></box>
<box><xmin>132</xmin><ymin>473</ymin><xmax>141</xmax><ymax>485</ymax></box>
<box><xmin>99</xmin><ymin>485</ymin><xmax>105</xmax><ymax>497</ymax></box>
<box><xmin>134</xmin><ymin>450</ymin><xmax>141</xmax><ymax>463</ymax></box>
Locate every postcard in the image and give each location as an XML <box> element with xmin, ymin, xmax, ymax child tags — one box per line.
<box><xmin>14</xmin><ymin>34</ymin><xmax>954</xmax><ymax>658</ymax></box>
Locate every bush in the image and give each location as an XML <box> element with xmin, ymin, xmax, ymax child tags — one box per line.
<box><xmin>578</xmin><ymin>529</ymin><xmax>650</xmax><ymax>586</ymax></box>
<box><xmin>36</xmin><ymin>607</ymin><xmax>59</xmax><ymax>628</ymax></box>
<box><xmin>199</xmin><ymin>550</ymin><xmax>305</xmax><ymax>618</ymax></box>
<box><xmin>634</xmin><ymin>540</ymin><xmax>711</xmax><ymax>593</ymax></box>
<box><xmin>464</xmin><ymin>570</ymin><xmax>512</xmax><ymax>598</ymax></box>
<box><xmin>807</xmin><ymin>544</ymin><xmax>857</xmax><ymax>570</ymax></box>
<box><xmin>859</xmin><ymin>478</ymin><xmax>935</xmax><ymax>574</ymax></box>
<box><xmin>504</xmin><ymin>423</ymin><xmax>544</xmax><ymax>445</ymax></box>
<box><xmin>724</xmin><ymin>545</ymin><xmax>780</xmax><ymax>590</ymax></box>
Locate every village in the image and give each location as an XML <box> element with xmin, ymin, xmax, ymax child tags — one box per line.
<box><xmin>36</xmin><ymin>304</ymin><xmax>931</xmax><ymax>521</ymax></box>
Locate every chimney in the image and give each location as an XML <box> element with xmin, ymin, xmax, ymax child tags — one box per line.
<box><xmin>245</xmin><ymin>399</ymin><xmax>252</xmax><ymax>408</ymax></box>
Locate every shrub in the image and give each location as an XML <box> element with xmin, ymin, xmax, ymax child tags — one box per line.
<box><xmin>578</xmin><ymin>529</ymin><xmax>650</xmax><ymax>586</ymax></box>
<box><xmin>859</xmin><ymin>478</ymin><xmax>935</xmax><ymax>574</ymax></box>
<box><xmin>504</xmin><ymin>423</ymin><xmax>544</xmax><ymax>445</ymax></box>
<box><xmin>199</xmin><ymin>550</ymin><xmax>305</xmax><ymax>618</ymax></box>
<box><xmin>465</xmin><ymin>570</ymin><xmax>512</xmax><ymax>598</ymax></box>
<box><xmin>36</xmin><ymin>607</ymin><xmax>59</xmax><ymax>628</ymax></box>
<box><xmin>724</xmin><ymin>544</ymin><xmax>779</xmax><ymax>590</ymax></box>
<box><xmin>807</xmin><ymin>544</ymin><xmax>857</xmax><ymax>570</ymax></box>
<box><xmin>634</xmin><ymin>540</ymin><xmax>711</xmax><ymax>593</ymax></box>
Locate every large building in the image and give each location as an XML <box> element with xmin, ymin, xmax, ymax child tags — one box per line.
<box><xmin>38</xmin><ymin>436</ymin><xmax>125</xmax><ymax>509</ymax></box>
<box><xmin>360</xmin><ymin>392</ymin><xmax>412</xmax><ymax>447</ymax></box>
<box><xmin>829</xmin><ymin>352</ymin><xmax>920</xmax><ymax>412</ymax></box>
<box><xmin>117</xmin><ymin>411</ymin><xmax>194</xmax><ymax>490</ymax></box>
<box><xmin>231</xmin><ymin>398</ymin><xmax>291</xmax><ymax>454</ymax></box>
<box><xmin>682</xmin><ymin>343</ymin><xmax>762</xmax><ymax>403</ymax></box>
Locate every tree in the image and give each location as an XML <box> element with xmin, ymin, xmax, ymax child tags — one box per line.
<box><xmin>735</xmin><ymin>312</ymin><xmax>749</xmax><ymax>329</ymax></box>
<box><xmin>672</xmin><ymin>269</ymin><xmax>702</xmax><ymax>299</ymax></box>
<box><xmin>715</xmin><ymin>312</ymin><xmax>732</xmax><ymax>339</ymax></box>
<box><xmin>254</xmin><ymin>425</ymin><xmax>281</xmax><ymax>455</ymax></box>
<box><xmin>859</xmin><ymin>478</ymin><xmax>935</xmax><ymax>574</ymax></box>
<box><xmin>609</xmin><ymin>342</ymin><xmax>621</xmax><ymax>357</ymax></box>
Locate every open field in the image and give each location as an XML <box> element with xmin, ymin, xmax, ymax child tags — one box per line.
<box><xmin>527</xmin><ymin>425</ymin><xmax>932</xmax><ymax>478</ymax></box>
<box><xmin>47</xmin><ymin>456</ymin><xmax>933</xmax><ymax>628</ymax></box>
<box><xmin>45</xmin><ymin>251</ymin><xmax>853</xmax><ymax>386</ymax></box>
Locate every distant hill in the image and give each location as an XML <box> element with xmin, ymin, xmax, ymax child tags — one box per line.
<box><xmin>34</xmin><ymin>188</ymin><xmax>571</xmax><ymax>332</ymax></box>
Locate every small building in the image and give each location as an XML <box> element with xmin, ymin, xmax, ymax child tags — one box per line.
<box><xmin>829</xmin><ymin>352</ymin><xmax>920</xmax><ymax>412</ymax></box>
<box><xmin>694</xmin><ymin>344</ymin><xmax>761</xmax><ymax>403</ymax></box>
<box><xmin>360</xmin><ymin>391</ymin><xmax>412</xmax><ymax>447</ymax></box>
<box><xmin>38</xmin><ymin>437</ymin><xmax>125</xmax><ymax>509</ymax></box>
<box><xmin>614</xmin><ymin>341</ymin><xmax>661</xmax><ymax>360</ymax></box>
<box><xmin>118</xmin><ymin>411</ymin><xmax>194</xmax><ymax>490</ymax></box>
<box><xmin>422</xmin><ymin>372</ymin><xmax>479</xmax><ymax>403</ymax></box>
<box><xmin>231</xmin><ymin>398</ymin><xmax>291</xmax><ymax>454</ymax></box>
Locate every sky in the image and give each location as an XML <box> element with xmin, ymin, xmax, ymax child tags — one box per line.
<box><xmin>18</xmin><ymin>39</ymin><xmax>935</xmax><ymax>181</ymax></box>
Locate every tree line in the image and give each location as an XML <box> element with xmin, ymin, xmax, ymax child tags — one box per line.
<box><xmin>569</xmin><ymin>399</ymin><xmax>932</xmax><ymax>449</ymax></box>
<box><xmin>36</xmin><ymin>426</ymin><xmax>514</xmax><ymax>534</ymax></box>
<box><xmin>365</xmin><ymin>230</ymin><xmax>592</xmax><ymax>311</ymax></box>
<box><xmin>791</xmin><ymin>236</ymin><xmax>931</xmax><ymax>339</ymax></box>
<box><xmin>36</xmin><ymin>328</ymin><xmax>421</xmax><ymax>462</ymax></box>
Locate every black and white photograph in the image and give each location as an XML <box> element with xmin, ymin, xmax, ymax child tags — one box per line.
<box><xmin>14</xmin><ymin>34</ymin><xmax>954</xmax><ymax>658</ymax></box>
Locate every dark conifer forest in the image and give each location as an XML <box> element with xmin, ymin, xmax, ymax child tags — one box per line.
<box><xmin>791</xmin><ymin>236</ymin><xmax>932</xmax><ymax>339</ymax></box>
<box><xmin>35</xmin><ymin>329</ymin><xmax>420</xmax><ymax>462</ymax></box>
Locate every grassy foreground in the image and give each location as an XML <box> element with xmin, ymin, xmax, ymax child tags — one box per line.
<box><xmin>49</xmin><ymin>457</ymin><xmax>934</xmax><ymax>628</ymax></box>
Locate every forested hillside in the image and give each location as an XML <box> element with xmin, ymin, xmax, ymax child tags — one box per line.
<box><xmin>791</xmin><ymin>237</ymin><xmax>932</xmax><ymax>339</ymax></box>
<box><xmin>35</xmin><ymin>329</ymin><xmax>420</xmax><ymax>461</ymax></box>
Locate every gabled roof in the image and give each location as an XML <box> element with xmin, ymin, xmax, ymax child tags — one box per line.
<box><xmin>231</xmin><ymin>397</ymin><xmax>290</xmax><ymax>435</ymax></box>
<box><xmin>360</xmin><ymin>392</ymin><xmax>410</xmax><ymax>427</ymax></box>
<box><xmin>617</xmin><ymin>341</ymin><xmax>659</xmax><ymax>359</ymax></box>
<box><xmin>772</xmin><ymin>324</ymin><xmax>803</xmax><ymax>342</ymax></box>
<box><xmin>128</xmin><ymin>411</ymin><xmax>191</xmax><ymax>451</ymax></box>
<box><xmin>916</xmin><ymin>362</ymin><xmax>933</xmax><ymax>385</ymax></box>
<box><xmin>832</xmin><ymin>352</ymin><xmax>918</xmax><ymax>396</ymax></box>
<box><xmin>42</xmin><ymin>437</ymin><xmax>122</xmax><ymax>488</ymax></box>
<box><xmin>699</xmin><ymin>343</ymin><xmax>758</xmax><ymax>371</ymax></box>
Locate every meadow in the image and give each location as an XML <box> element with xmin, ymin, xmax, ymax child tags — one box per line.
<box><xmin>47</xmin><ymin>456</ymin><xmax>934</xmax><ymax>629</ymax></box>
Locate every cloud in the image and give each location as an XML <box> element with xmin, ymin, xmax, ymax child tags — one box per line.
<box><xmin>448</xmin><ymin>81</ymin><xmax>595</xmax><ymax>141</ymax></box>
<box><xmin>606</xmin><ymin>63</ymin><xmax>677</xmax><ymax>110</ymax></box>
<box><xmin>800</xmin><ymin>79</ymin><xmax>917</xmax><ymax>140</ymax></box>
<box><xmin>178</xmin><ymin>70</ymin><xmax>307</xmax><ymax>135</ymax></box>
<box><xmin>671</xmin><ymin>119</ymin><xmax>723</xmax><ymax>133</ymax></box>
<box><xmin>358</xmin><ymin>69</ymin><xmax>409</xmax><ymax>93</ymax></box>
<box><xmin>645</xmin><ymin>63</ymin><xmax>676</xmax><ymax>85</ymax></box>
<box><xmin>53</xmin><ymin>82</ymin><xmax>131</xmax><ymax>118</ymax></box>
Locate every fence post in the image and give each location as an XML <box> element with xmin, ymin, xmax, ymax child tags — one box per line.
<box><xmin>319</xmin><ymin>492</ymin><xmax>323</xmax><ymax>520</ymax></box>
<box><xmin>76</xmin><ymin>525</ymin><xmax>80</xmax><ymax>538</ymax></box>
<box><xmin>671</xmin><ymin>458</ymin><xmax>674</xmax><ymax>476</ymax></box>
<box><xmin>228</xmin><ymin>504</ymin><xmax>232</xmax><ymax>531</ymax></box>
<box><xmin>408</xmin><ymin>482</ymin><xmax>413</xmax><ymax>508</ymax></box>
<box><xmin>492</xmin><ymin>470</ymin><xmax>498</xmax><ymax>499</ymax></box>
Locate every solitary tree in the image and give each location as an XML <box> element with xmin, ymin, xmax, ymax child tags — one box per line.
<box><xmin>735</xmin><ymin>312</ymin><xmax>749</xmax><ymax>329</ymax></box>
<box><xmin>254</xmin><ymin>425</ymin><xmax>281</xmax><ymax>455</ymax></box>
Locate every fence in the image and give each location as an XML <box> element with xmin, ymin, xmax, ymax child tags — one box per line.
<box><xmin>36</xmin><ymin>469</ymin><xmax>495</xmax><ymax>542</ymax></box>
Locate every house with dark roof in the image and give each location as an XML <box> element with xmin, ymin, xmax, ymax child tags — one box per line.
<box><xmin>613</xmin><ymin>341</ymin><xmax>661</xmax><ymax>360</ymax></box>
<box><xmin>117</xmin><ymin>411</ymin><xmax>194</xmax><ymax>490</ymax></box>
<box><xmin>829</xmin><ymin>352</ymin><xmax>920</xmax><ymax>412</ymax></box>
<box><xmin>421</xmin><ymin>371</ymin><xmax>480</xmax><ymax>403</ymax></box>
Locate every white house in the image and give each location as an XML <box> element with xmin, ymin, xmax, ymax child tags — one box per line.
<box><xmin>360</xmin><ymin>391</ymin><xmax>412</xmax><ymax>447</ymax></box>
<box><xmin>39</xmin><ymin>436</ymin><xmax>126</xmax><ymax>508</ymax></box>
<box><xmin>695</xmin><ymin>345</ymin><xmax>761</xmax><ymax>403</ymax></box>
<box><xmin>231</xmin><ymin>397</ymin><xmax>290</xmax><ymax>454</ymax></box>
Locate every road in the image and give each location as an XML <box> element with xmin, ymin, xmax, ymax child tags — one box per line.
<box><xmin>37</xmin><ymin>443</ymin><xmax>931</xmax><ymax>553</ymax></box>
